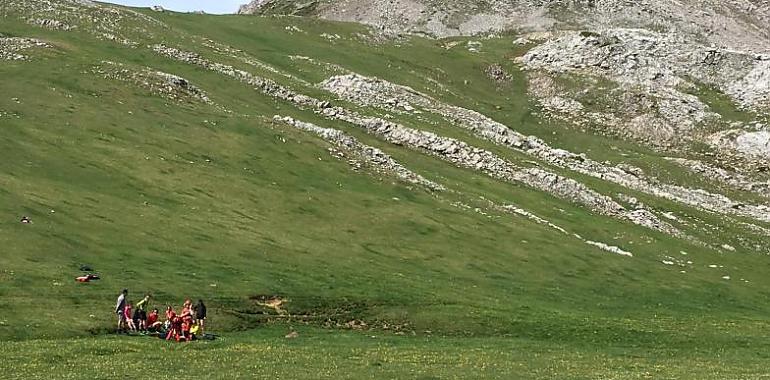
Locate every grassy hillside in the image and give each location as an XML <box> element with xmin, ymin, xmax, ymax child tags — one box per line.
<box><xmin>1</xmin><ymin>2</ymin><xmax>770</xmax><ymax>378</ymax></box>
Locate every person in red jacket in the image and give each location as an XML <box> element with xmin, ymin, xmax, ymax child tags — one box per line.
<box><xmin>180</xmin><ymin>300</ymin><xmax>194</xmax><ymax>342</ymax></box>
<box><xmin>164</xmin><ymin>306</ymin><xmax>178</xmax><ymax>340</ymax></box>
<box><xmin>181</xmin><ymin>316</ymin><xmax>192</xmax><ymax>342</ymax></box>
<box><xmin>147</xmin><ymin>308</ymin><xmax>161</xmax><ymax>332</ymax></box>
<box><xmin>166</xmin><ymin>317</ymin><xmax>181</xmax><ymax>341</ymax></box>
<box><xmin>165</xmin><ymin>305</ymin><xmax>175</xmax><ymax>320</ymax></box>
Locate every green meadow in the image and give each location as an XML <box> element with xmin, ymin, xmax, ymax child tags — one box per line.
<box><xmin>1</xmin><ymin>3</ymin><xmax>770</xmax><ymax>378</ymax></box>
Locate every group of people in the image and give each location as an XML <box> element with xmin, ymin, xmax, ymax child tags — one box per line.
<box><xmin>115</xmin><ymin>289</ymin><xmax>208</xmax><ymax>342</ymax></box>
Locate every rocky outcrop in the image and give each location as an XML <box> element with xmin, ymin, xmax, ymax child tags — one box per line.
<box><xmin>585</xmin><ymin>241</ymin><xmax>633</xmax><ymax>257</ymax></box>
<box><xmin>325</xmin><ymin>109</ymin><xmax>683</xmax><ymax>236</ymax></box>
<box><xmin>318</xmin><ymin>73</ymin><xmax>770</xmax><ymax>225</ymax></box>
<box><xmin>27</xmin><ymin>18</ymin><xmax>74</xmax><ymax>30</ymax></box>
<box><xmin>237</xmin><ymin>0</ymin><xmax>770</xmax><ymax>52</ymax></box>
<box><xmin>161</xmin><ymin>45</ymin><xmax>646</xmax><ymax>218</ymax></box>
<box><xmin>3</xmin><ymin>0</ymin><xmax>767</xmax><ymax>257</ymax></box>
<box><xmin>497</xmin><ymin>204</ymin><xmax>634</xmax><ymax>257</ymax></box>
<box><xmin>519</xmin><ymin>29</ymin><xmax>770</xmax><ymax>113</ymax></box>
<box><xmin>274</xmin><ymin>115</ymin><xmax>445</xmax><ymax>191</ymax></box>
<box><xmin>665</xmin><ymin>157</ymin><xmax>770</xmax><ymax>195</ymax></box>
<box><xmin>3</xmin><ymin>0</ymin><xmax>166</xmax><ymax>48</ymax></box>
<box><xmin>727</xmin><ymin>60</ymin><xmax>770</xmax><ymax>109</ymax></box>
<box><xmin>151</xmin><ymin>43</ymin><xmax>693</xmax><ymax>237</ymax></box>
<box><xmin>93</xmin><ymin>61</ymin><xmax>213</xmax><ymax>104</ymax></box>
<box><xmin>151</xmin><ymin>44</ymin><xmax>330</xmax><ymax>110</ymax></box>
<box><xmin>238</xmin><ymin>0</ymin><xmax>272</xmax><ymax>15</ymax></box>
<box><xmin>709</xmin><ymin>130</ymin><xmax>770</xmax><ymax>159</ymax></box>
<box><xmin>484</xmin><ymin>64</ymin><xmax>512</xmax><ymax>83</ymax></box>
<box><xmin>516</xmin><ymin>28</ymin><xmax>770</xmax><ymax>175</ymax></box>
<box><xmin>0</xmin><ymin>37</ymin><xmax>49</xmax><ymax>61</ymax></box>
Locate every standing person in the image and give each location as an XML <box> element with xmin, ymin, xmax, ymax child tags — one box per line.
<box><xmin>182</xmin><ymin>299</ymin><xmax>192</xmax><ymax>316</ymax></box>
<box><xmin>195</xmin><ymin>299</ymin><xmax>207</xmax><ymax>335</ymax></box>
<box><xmin>124</xmin><ymin>301</ymin><xmax>136</xmax><ymax>332</ymax></box>
<box><xmin>114</xmin><ymin>289</ymin><xmax>128</xmax><ymax>333</ymax></box>
<box><xmin>135</xmin><ymin>294</ymin><xmax>151</xmax><ymax>331</ymax></box>
<box><xmin>180</xmin><ymin>300</ymin><xmax>193</xmax><ymax>342</ymax></box>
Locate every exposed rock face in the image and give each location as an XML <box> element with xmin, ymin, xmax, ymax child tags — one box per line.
<box><xmin>27</xmin><ymin>18</ymin><xmax>74</xmax><ymax>30</ymax></box>
<box><xmin>237</xmin><ymin>0</ymin><xmax>770</xmax><ymax>52</ymax></box>
<box><xmin>152</xmin><ymin>44</ymin><xmax>330</xmax><ymax>110</ymax></box>
<box><xmin>496</xmin><ymin>204</ymin><xmax>634</xmax><ymax>257</ymax></box>
<box><xmin>240</xmin><ymin>0</ymin><xmax>530</xmax><ymax>37</ymax></box>
<box><xmin>735</xmin><ymin>131</ymin><xmax>770</xmax><ymax>157</ymax></box>
<box><xmin>514</xmin><ymin>27</ymin><xmax>770</xmax><ymax>169</ymax></box>
<box><xmin>237</xmin><ymin>0</ymin><xmax>770</xmax><ymax>174</ymax></box>
<box><xmin>519</xmin><ymin>29</ymin><xmax>770</xmax><ymax>112</ymax></box>
<box><xmin>727</xmin><ymin>60</ymin><xmax>770</xmax><ymax>109</ymax></box>
<box><xmin>0</xmin><ymin>0</ymin><xmax>760</xmax><ymax>254</ymax></box>
<box><xmin>709</xmin><ymin>130</ymin><xmax>770</xmax><ymax>159</ymax></box>
<box><xmin>238</xmin><ymin>0</ymin><xmax>273</xmax><ymax>15</ymax></box>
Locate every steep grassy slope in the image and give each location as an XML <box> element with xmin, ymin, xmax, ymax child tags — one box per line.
<box><xmin>1</xmin><ymin>2</ymin><xmax>770</xmax><ymax>378</ymax></box>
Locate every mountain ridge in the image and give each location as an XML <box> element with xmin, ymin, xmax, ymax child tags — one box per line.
<box><xmin>237</xmin><ymin>0</ymin><xmax>770</xmax><ymax>51</ymax></box>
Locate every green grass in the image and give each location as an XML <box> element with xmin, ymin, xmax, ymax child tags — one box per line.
<box><xmin>4</xmin><ymin>325</ymin><xmax>770</xmax><ymax>379</ymax></box>
<box><xmin>684</xmin><ymin>84</ymin><xmax>769</xmax><ymax>126</ymax></box>
<box><xmin>2</xmin><ymin>3</ymin><xmax>770</xmax><ymax>378</ymax></box>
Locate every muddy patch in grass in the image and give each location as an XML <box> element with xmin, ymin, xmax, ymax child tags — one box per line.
<box><xmin>232</xmin><ymin>296</ymin><xmax>414</xmax><ymax>334</ymax></box>
<box><xmin>250</xmin><ymin>294</ymin><xmax>288</xmax><ymax>315</ymax></box>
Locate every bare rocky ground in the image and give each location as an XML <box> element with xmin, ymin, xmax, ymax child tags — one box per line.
<box><xmin>518</xmin><ymin>28</ymin><xmax>770</xmax><ymax>160</ymax></box>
